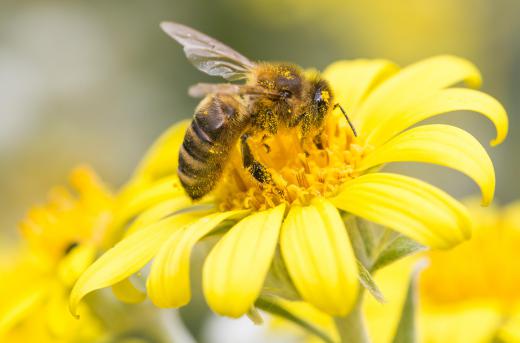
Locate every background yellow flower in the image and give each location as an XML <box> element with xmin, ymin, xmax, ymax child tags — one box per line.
<box><xmin>364</xmin><ymin>201</ymin><xmax>520</xmax><ymax>343</ymax></box>
<box><xmin>419</xmin><ymin>200</ymin><xmax>520</xmax><ymax>343</ymax></box>
<box><xmin>0</xmin><ymin>166</ymin><xmax>112</xmax><ymax>342</ymax></box>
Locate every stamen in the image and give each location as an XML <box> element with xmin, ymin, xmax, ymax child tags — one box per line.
<box><xmin>299</xmin><ymin>155</ymin><xmax>311</xmax><ymax>174</ymax></box>
<box><xmin>215</xmin><ymin>114</ymin><xmax>361</xmax><ymax>210</ymax></box>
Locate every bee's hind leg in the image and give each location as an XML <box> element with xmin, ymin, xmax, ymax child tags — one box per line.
<box><xmin>240</xmin><ymin>133</ymin><xmax>273</xmax><ymax>184</ymax></box>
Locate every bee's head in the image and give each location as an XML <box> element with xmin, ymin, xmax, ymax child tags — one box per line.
<box><xmin>275</xmin><ymin>65</ymin><xmax>304</xmax><ymax>101</ymax></box>
<box><xmin>310</xmin><ymin>79</ymin><xmax>333</xmax><ymax>120</ymax></box>
<box><xmin>257</xmin><ymin>64</ymin><xmax>304</xmax><ymax>101</ymax></box>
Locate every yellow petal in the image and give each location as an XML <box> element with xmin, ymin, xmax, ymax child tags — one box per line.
<box><xmin>419</xmin><ymin>302</ymin><xmax>502</xmax><ymax>343</ymax></box>
<box><xmin>357</xmin><ymin>55</ymin><xmax>481</xmax><ymax>138</ymax></box>
<box><xmin>112</xmin><ymin>176</ymin><xmax>186</xmax><ymax>231</ymax></box>
<box><xmin>46</xmin><ymin>286</ymin><xmax>101</xmax><ymax>338</ymax></box>
<box><xmin>280</xmin><ymin>198</ymin><xmax>358</xmax><ymax>316</ymax></box>
<box><xmin>147</xmin><ymin>210</ymin><xmax>248</xmax><ymax>308</ymax></box>
<box><xmin>0</xmin><ymin>283</ymin><xmax>50</xmax><ymax>337</ymax></box>
<box><xmin>366</xmin><ymin>88</ymin><xmax>508</xmax><ymax>147</ymax></box>
<box><xmin>112</xmin><ymin>278</ymin><xmax>146</xmax><ymax>304</ymax></box>
<box><xmin>69</xmin><ymin>165</ymin><xmax>113</xmax><ymax>205</ymax></box>
<box><xmin>69</xmin><ymin>213</ymin><xmax>203</xmax><ymax>316</ymax></box>
<box><xmin>358</xmin><ymin>124</ymin><xmax>495</xmax><ymax>205</ymax></box>
<box><xmin>58</xmin><ymin>243</ymin><xmax>97</xmax><ymax>286</ymax></box>
<box><xmin>330</xmin><ymin>173</ymin><xmax>471</xmax><ymax>249</ymax></box>
<box><xmin>203</xmin><ymin>204</ymin><xmax>285</xmax><ymax>317</ymax></box>
<box><xmin>501</xmin><ymin>311</ymin><xmax>520</xmax><ymax>343</ymax></box>
<box><xmin>323</xmin><ymin>59</ymin><xmax>399</xmax><ymax>115</ymax></box>
<box><xmin>131</xmin><ymin>120</ymin><xmax>190</xmax><ymax>183</ymax></box>
<box><xmin>124</xmin><ymin>197</ymin><xmax>194</xmax><ymax>237</ymax></box>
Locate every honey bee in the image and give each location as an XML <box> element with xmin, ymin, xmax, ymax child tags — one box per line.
<box><xmin>161</xmin><ymin>22</ymin><xmax>356</xmax><ymax>200</ymax></box>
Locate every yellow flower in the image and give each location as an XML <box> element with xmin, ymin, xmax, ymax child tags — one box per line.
<box><xmin>418</xmin><ymin>200</ymin><xmax>520</xmax><ymax>343</ymax></box>
<box><xmin>69</xmin><ymin>55</ymin><xmax>507</xmax><ymax>319</ymax></box>
<box><xmin>0</xmin><ymin>166</ymin><xmax>113</xmax><ymax>342</ymax></box>
<box><xmin>363</xmin><ymin>201</ymin><xmax>520</xmax><ymax>343</ymax></box>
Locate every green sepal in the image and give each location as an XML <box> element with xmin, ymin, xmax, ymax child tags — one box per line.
<box><xmin>372</xmin><ymin>235</ymin><xmax>425</xmax><ymax>272</ymax></box>
<box><xmin>357</xmin><ymin>260</ymin><xmax>385</xmax><ymax>303</ymax></box>
<box><xmin>247</xmin><ymin>306</ymin><xmax>264</xmax><ymax>325</ymax></box>
<box><xmin>344</xmin><ymin>215</ymin><xmax>383</xmax><ymax>268</ymax></box>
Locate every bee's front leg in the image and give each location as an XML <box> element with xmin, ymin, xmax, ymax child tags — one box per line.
<box><xmin>240</xmin><ymin>133</ymin><xmax>273</xmax><ymax>184</ymax></box>
<box><xmin>312</xmin><ymin>129</ymin><xmax>324</xmax><ymax>149</ymax></box>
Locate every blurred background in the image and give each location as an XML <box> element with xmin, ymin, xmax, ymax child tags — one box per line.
<box><xmin>0</xmin><ymin>0</ymin><xmax>517</xmax><ymax>243</ymax></box>
<box><xmin>2</xmin><ymin>0</ymin><xmax>519</xmax><ymax>237</ymax></box>
<box><xmin>1</xmin><ymin>0</ymin><xmax>518</xmax><ymax>341</ymax></box>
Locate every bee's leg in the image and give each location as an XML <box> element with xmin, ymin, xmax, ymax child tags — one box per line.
<box><xmin>288</xmin><ymin>112</ymin><xmax>306</xmax><ymax>128</ymax></box>
<box><xmin>313</xmin><ymin>129</ymin><xmax>324</xmax><ymax>149</ymax></box>
<box><xmin>261</xmin><ymin>134</ymin><xmax>271</xmax><ymax>153</ymax></box>
<box><xmin>333</xmin><ymin>103</ymin><xmax>357</xmax><ymax>137</ymax></box>
<box><xmin>240</xmin><ymin>133</ymin><xmax>273</xmax><ymax>184</ymax></box>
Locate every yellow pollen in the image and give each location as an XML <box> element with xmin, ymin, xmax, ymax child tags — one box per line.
<box><xmin>321</xmin><ymin>90</ymin><xmax>330</xmax><ymax>103</ymax></box>
<box><xmin>281</xmin><ymin>68</ymin><xmax>294</xmax><ymax>79</ymax></box>
<box><xmin>215</xmin><ymin>112</ymin><xmax>365</xmax><ymax>211</ymax></box>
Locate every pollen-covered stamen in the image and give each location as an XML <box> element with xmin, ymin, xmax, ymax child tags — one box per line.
<box><xmin>215</xmin><ymin>112</ymin><xmax>367</xmax><ymax>211</ymax></box>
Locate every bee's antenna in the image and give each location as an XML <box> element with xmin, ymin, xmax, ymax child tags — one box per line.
<box><xmin>334</xmin><ymin>103</ymin><xmax>358</xmax><ymax>137</ymax></box>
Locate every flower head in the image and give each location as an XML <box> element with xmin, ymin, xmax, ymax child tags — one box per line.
<box><xmin>0</xmin><ymin>166</ymin><xmax>113</xmax><ymax>341</ymax></box>
<box><xmin>363</xmin><ymin>201</ymin><xmax>520</xmax><ymax>343</ymax></box>
<box><xmin>418</xmin><ymin>200</ymin><xmax>520</xmax><ymax>343</ymax></box>
<box><xmin>70</xmin><ymin>55</ymin><xmax>508</xmax><ymax>319</ymax></box>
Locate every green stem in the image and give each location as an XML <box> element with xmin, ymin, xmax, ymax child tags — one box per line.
<box><xmin>334</xmin><ymin>293</ymin><xmax>371</xmax><ymax>343</ymax></box>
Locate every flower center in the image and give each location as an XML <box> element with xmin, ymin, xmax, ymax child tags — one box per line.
<box><xmin>215</xmin><ymin>112</ymin><xmax>366</xmax><ymax>211</ymax></box>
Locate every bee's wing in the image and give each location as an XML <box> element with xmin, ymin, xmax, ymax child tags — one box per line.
<box><xmin>161</xmin><ymin>22</ymin><xmax>255</xmax><ymax>81</ymax></box>
<box><xmin>188</xmin><ymin>83</ymin><xmax>279</xmax><ymax>98</ymax></box>
<box><xmin>188</xmin><ymin>83</ymin><xmax>242</xmax><ymax>97</ymax></box>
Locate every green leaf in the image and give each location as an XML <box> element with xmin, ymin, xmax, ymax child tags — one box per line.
<box><xmin>357</xmin><ymin>261</ymin><xmax>385</xmax><ymax>303</ymax></box>
<box><xmin>255</xmin><ymin>297</ymin><xmax>336</xmax><ymax>343</ymax></box>
<box><xmin>391</xmin><ymin>261</ymin><xmax>427</xmax><ymax>343</ymax></box>
<box><xmin>372</xmin><ymin>235</ymin><xmax>425</xmax><ymax>272</ymax></box>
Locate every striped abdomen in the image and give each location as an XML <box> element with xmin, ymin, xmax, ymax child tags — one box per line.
<box><xmin>178</xmin><ymin>94</ymin><xmax>248</xmax><ymax>199</ymax></box>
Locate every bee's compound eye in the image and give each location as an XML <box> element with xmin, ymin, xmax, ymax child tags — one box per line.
<box><xmin>280</xmin><ymin>90</ymin><xmax>292</xmax><ymax>99</ymax></box>
<box><xmin>313</xmin><ymin>90</ymin><xmax>324</xmax><ymax>103</ymax></box>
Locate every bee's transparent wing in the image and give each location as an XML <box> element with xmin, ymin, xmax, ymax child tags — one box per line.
<box><xmin>188</xmin><ymin>83</ymin><xmax>278</xmax><ymax>98</ymax></box>
<box><xmin>161</xmin><ymin>22</ymin><xmax>255</xmax><ymax>81</ymax></box>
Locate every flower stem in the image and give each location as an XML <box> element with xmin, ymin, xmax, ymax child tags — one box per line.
<box><xmin>159</xmin><ymin>309</ymin><xmax>197</xmax><ymax>343</ymax></box>
<box><xmin>334</xmin><ymin>294</ymin><xmax>371</xmax><ymax>343</ymax></box>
